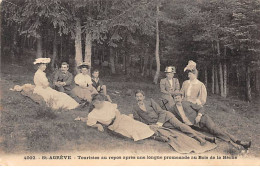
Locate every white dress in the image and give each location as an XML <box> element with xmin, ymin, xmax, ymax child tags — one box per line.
<box><xmin>33</xmin><ymin>69</ymin><xmax>79</xmax><ymax>110</ymax></box>
<box><xmin>87</xmin><ymin>102</ymin><xmax>155</xmax><ymax>141</ymax></box>
<box><xmin>72</xmin><ymin>73</ymin><xmax>98</xmax><ymax>101</ymax></box>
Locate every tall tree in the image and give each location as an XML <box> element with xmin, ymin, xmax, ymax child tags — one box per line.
<box><xmin>153</xmin><ymin>3</ymin><xmax>160</xmax><ymax>84</ymax></box>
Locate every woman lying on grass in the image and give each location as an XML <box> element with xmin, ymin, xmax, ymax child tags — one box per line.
<box><xmin>84</xmin><ymin>94</ymin><xmax>155</xmax><ymax>141</ymax></box>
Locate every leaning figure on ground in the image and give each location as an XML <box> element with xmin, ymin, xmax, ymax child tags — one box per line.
<box><xmin>132</xmin><ymin>90</ymin><xmax>216</xmax><ymax>145</ymax></box>
<box><xmin>160</xmin><ymin>66</ymin><xmax>180</xmax><ymax>110</ymax></box>
<box><xmin>169</xmin><ymin>90</ymin><xmax>251</xmax><ymax>150</ymax></box>
<box><xmin>32</xmin><ymin>58</ymin><xmax>79</xmax><ymax>110</ymax></box>
<box><xmin>77</xmin><ymin>94</ymin><xmax>155</xmax><ymax>141</ymax></box>
<box><xmin>181</xmin><ymin>60</ymin><xmax>207</xmax><ymax>106</ymax></box>
<box><xmin>129</xmin><ymin>90</ymin><xmax>218</xmax><ymax>154</ymax></box>
<box><xmin>72</xmin><ymin>63</ymin><xmax>98</xmax><ymax>103</ymax></box>
<box><xmin>53</xmin><ymin>62</ymin><xmax>81</xmax><ymax>103</ymax></box>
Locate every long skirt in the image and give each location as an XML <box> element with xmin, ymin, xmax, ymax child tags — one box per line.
<box><xmin>33</xmin><ymin>86</ymin><xmax>79</xmax><ymax>110</ymax></box>
<box><xmin>72</xmin><ymin>86</ymin><xmax>98</xmax><ymax>102</ymax></box>
<box><xmin>108</xmin><ymin>114</ymin><xmax>155</xmax><ymax>141</ymax></box>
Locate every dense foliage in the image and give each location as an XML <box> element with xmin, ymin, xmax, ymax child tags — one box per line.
<box><xmin>1</xmin><ymin>0</ymin><xmax>260</xmax><ymax>101</ymax></box>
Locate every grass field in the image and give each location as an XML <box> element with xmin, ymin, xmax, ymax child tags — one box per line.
<box><xmin>0</xmin><ymin>61</ymin><xmax>259</xmax><ymax>158</ymax></box>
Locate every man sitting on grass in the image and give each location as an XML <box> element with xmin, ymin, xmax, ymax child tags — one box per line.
<box><xmin>91</xmin><ymin>69</ymin><xmax>112</xmax><ymax>102</ymax></box>
<box><xmin>131</xmin><ymin>90</ymin><xmax>216</xmax><ymax>145</ymax></box>
<box><xmin>53</xmin><ymin>62</ymin><xmax>81</xmax><ymax>103</ymax></box>
<box><xmin>169</xmin><ymin>90</ymin><xmax>251</xmax><ymax>150</ymax></box>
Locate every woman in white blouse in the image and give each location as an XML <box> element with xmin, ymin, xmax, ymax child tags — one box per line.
<box><xmin>72</xmin><ymin>63</ymin><xmax>98</xmax><ymax>102</ymax></box>
<box><xmin>86</xmin><ymin>94</ymin><xmax>155</xmax><ymax>141</ymax></box>
<box><xmin>33</xmin><ymin>58</ymin><xmax>79</xmax><ymax>110</ymax></box>
<box><xmin>181</xmin><ymin>60</ymin><xmax>207</xmax><ymax>106</ymax></box>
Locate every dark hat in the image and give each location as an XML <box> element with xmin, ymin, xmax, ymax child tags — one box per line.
<box><xmin>185</xmin><ymin>68</ymin><xmax>198</xmax><ymax>75</ymax></box>
<box><xmin>172</xmin><ymin>90</ymin><xmax>183</xmax><ymax>97</ymax></box>
<box><xmin>77</xmin><ymin>62</ymin><xmax>90</xmax><ymax>69</ymax></box>
<box><xmin>165</xmin><ymin>66</ymin><xmax>176</xmax><ymax>73</ymax></box>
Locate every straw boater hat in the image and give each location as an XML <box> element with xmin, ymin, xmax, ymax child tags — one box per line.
<box><xmin>172</xmin><ymin>90</ymin><xmax>183</xmax><ymax>97</ymax></box>
<box><xmin>77</xmin><ymin>62</ymin><xmax>90</xmax><ymax>69</ymax></box>
<box><xmin>184</xmin><ymin>60</ymin><xmax>198</xmax><ymax>74</ymax></box>
<box><xmin>164</xmin><ymin>66</ymin><xmax>176</xmax><ymax>73</ymax></box>
<box><xmin>33</xmin><ymin>58</ymin><xmax>51</xmax><ymax>65</ymax></box>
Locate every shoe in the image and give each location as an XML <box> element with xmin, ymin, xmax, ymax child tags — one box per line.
<box><xmin>153</xmin><ymin>136</ymin><xmax>169</xmax><ymax>142</ymax></box>
<box><xmin>239</xmin><ymin>141</ymin><xmax>251</xmax><ymax>150</ymax></box>
<box><xmin>205</xmin><ymin>137</ymin><xmax>216</xmax><ymax>143</ymax></box>
<box><xmin>194</xmin><ymin>136</ymin><xmax>206</xmax><ymax>146</ymax></box>
<box><xmin>200</xmin><ymin>140</ymin><xmax>206</xmax><ymax>146</ymax></box>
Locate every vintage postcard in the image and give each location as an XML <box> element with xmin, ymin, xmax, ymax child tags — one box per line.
<box><xmin>0</xmin><ymin>0</ymin><xmax>259</xmax><ymax>166</ymax></box>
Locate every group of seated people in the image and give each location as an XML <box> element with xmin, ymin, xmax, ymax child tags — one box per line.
<box><xmin>12</xmin><ymin>58</ymin><xmax>251</xmax><ymax>154</ymax></box>
<box><xmin>31</xmin><ymin>58</ymin><xmax>111</xmax><ymax>110</ymax></box>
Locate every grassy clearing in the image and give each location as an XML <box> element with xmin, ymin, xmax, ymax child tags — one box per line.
<box><xmin>0</xmin><ymin>62</ymin><xmax>259</xmax><ymax>158</ymax></box>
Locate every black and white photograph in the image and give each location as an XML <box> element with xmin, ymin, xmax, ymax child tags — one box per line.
<box><xmin>0</xmin><ymin>0</ymin><xmax>259</xmax><ymax>166</ymax></box>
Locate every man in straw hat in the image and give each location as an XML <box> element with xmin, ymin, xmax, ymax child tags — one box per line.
<box><xmin>160</xmin><ymin>66</ymin><xmax>180</xmax><ymax>110</ymax></box>
<box><xmin>169</xmin><ymin>90</ymin><xmax>251</xmax><ymax>150</ymax></box>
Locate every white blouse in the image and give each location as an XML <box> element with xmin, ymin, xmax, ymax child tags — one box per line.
<box><xmin>33</xmin><ymin>69</ymin><xmax>49</xmax><ymax>87</ymax></box>
<box><xmin>74</xmin><ymin>73</ymin><xmax>92</xmax><ymax>87</ymax></box>
<box><xmin>87</xmin><ymin>102</ymin><xmax>118</xmax><ymax>126</ymax></box>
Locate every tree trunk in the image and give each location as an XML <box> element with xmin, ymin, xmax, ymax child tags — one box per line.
<box><xmin>123</xmin><ymin>54</ymin><xmax>126</xmax><ymax>74</ymax></box>
<box><xmin>211</xmin><ymin>64</ymin><xmax>215</xmax><ymax>94</ymax></box>
<box><xmin>223</xmin><ymin>61</ymin><xmax>227</xmax><ymax>98</ymax></box>
<box><xmin>256</xmin><ymin>71</ymin><xmax>260</xmax><ymax>96</ymax></box>
<box><xmin>204</xmin><ymin>66</ymin><xmax>208</xmax><ymax>88</ymax></box>
<box><xmin>124</xmin><ymin>37</ymin><xmax>130</xmax><ymax>75</ymax></box>
<box><xmin>115</xmin><ymin>50</ymin><xmax>118</xmax><ymax>65</ymax></box>
<box><xmin>60</xmin><ymin>35</ymin><xmax>63</xmax><ymax>61</ymax></box>
<box><xmin>153</xmin><ymin>4</ymin><xmax>160</xmax><ymax>84</ymax></box>
<box><xmin>11</xmin><ymin>25</ymin><xmax>18</xmax><ymax>63</ymax></box>
<box><xmin>219</xmin><ymin>62</ymin><xmax>224</xmax><ymax>97</ymax></box>
<box><xmin>246</xmin><ymin>64</ymin><xmax>252</xmax><ymax>102</ymax></box>
<box><xmin>109</xmin><ymin>47</ymin><xmax>116</xmax><ymax>74</ymax></box>
<box><xmin>142</xmin><ymin>49</ymin><xmax>149</xmax><ymax>77</ymax></box>
<box><xmin>51</xmin><ymin>31</ymin><xmax>57</xmax><ymax>71</ymax></box>
<box><xmin>215</xmin><ymin>64</ymin><xmax>219</xmax><ymax>94</ymax></box>
<box><xmin>236</xmin><ymin>65</ymin><xmax>240</xmax><ymax>86</ymax></box>
<box><xmin>149</xmin><ymin>55</ymin><xmax>153</xmax><ymax>77</ymax></box>
<box><xmin>36</xmin><ymin>34</ymin><xmax>43</xmax><ymax>58</ymax></box>
<box><xmin>74</xmin><ymin>18</ymin><xmax>83</xmax><ymax>73</ymax></box>
<box><xmin>84</xmin><ymin>31</ymin><xmax>92</xmax><ymax>74</ymax></box>
<box><xmin>140</xmin><ymin>55</ymin><xmax>143</xmax><ymax>73</ymax></box>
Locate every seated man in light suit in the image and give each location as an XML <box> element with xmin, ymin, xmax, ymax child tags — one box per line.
<box><xmin>131</xmin><ymin>90</ymin><xmax>216</xmax><ymax>145</ymax></box>
<box><xmin>169</xmin><ymin>90</ymin><xmax>251</xmax><ymax>150</ymax></box>
<box><xmin>160</xmin><ymin>66</ymin><xmax>180</xmax><ymax>110</ymax></box>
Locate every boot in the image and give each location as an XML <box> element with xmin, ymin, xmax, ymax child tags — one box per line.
<box><xmin>194</xmin><ymin>136</ymin><xmax>206</xmax><ymax>146</ymax></box>
<box><xmin>152</xmin><ymin>136</ymin><xmax>169</xmax><ymax>142</ymax></box>
<box><xmin>236</xmin><ymin>140</ymin><xmax>251</xmax><ymax>150</ymax></box>
<box><xmin>205</xmin><ymin>136</ymin><xmax>216</xmax><ymax>143</ymax></box>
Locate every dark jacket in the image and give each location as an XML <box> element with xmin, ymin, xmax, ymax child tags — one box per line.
<box><xmin>160</xmin><ymin>77</ymin><xmax>180</xmax><ymax>95</ymax></box>
<box><xmin>132</xmin><ymin>98</ymin><xmax>168</xmax><ymax>125</ymax></box>
<box><xmin>91</xmin><ymin>78</ymin><xmax>103</xmax><ymax>90</ymax></box>
<box><xmin>169</xmin><ymin>101</ymin><xmax>205</xmax><ymax>125</ymax></box>
<box><xmin>53</xmin><ymin>70</ymin><xmax>74</xmax><ymax>91</ymax></box>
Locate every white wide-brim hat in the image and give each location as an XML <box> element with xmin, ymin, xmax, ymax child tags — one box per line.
<box><xmin>33</xmin><ymin>58</ymin><xmax>51</xmax><ymax>65</ymax></box>
<box><xmin>184</xmin><ymin>60</ymin><xmax>196</xmax><ymax>72</ymax></box>
<box><xmin>165</xmin><ymin>66</ymin><xmax>176</xmax><ymax>73</ymax></box>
